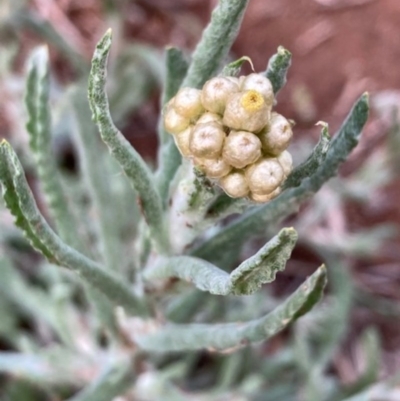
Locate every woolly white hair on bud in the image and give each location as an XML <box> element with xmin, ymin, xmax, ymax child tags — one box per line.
<box><xmin>220</xmin><ymin>171</ymin><xmax>249</xmax><ymax>198</ymax></box>
<box><xmin>222</xmin><ymin>130</ymin><xmax>262</xmax><ymax>169</ymax></box>
<box><xmin>189</xmin><ymin>122</ymin><xmax>226</xmax><ymax>159</ymax></box>
<box><xmin>245</xmin><ymin>158</ymin><xmax>284</xmax><ymax>195</ymax></box>
<box><xmin>249</xmin><ymin>187</ymin><xmax>281</xmax><ymax>203</ymax></box>
<box><xmin>164</xmin><ymin>103</ymin><xmax>190</xmax><ymax>135</ymax></box>
<box><xmin>194</xmin><ymin>157</ymin><xmax>232</xmax><ymax>178</ymax></box>
<box><xmin>258</xmin><ymin>112</ymin><xmax>293</xmax><ymax>156</ymax></box>
<box><xmin>223</xmin><ymin>90</ymin><xmax>270</xmax><ymax>133</ymax></box>
<box><xmin>241</xmin><ymin>73</ymin><xmax>274</xmax><ymax>106</ymax></box>
<box><xmin>173</xmin><ymin>88</ymin><xmax>204</xmax><ymax>120</ymax></box>
<box><xmin>197</xmin><ymin>112</ymin><xmax>223</xmax><ymax>125</ymax></box>
<box><xmin>201</xmin><ymin>77</ymin><xmax>240</xmax><ymax>114</ymax></box>
<box><xmin>174</xmin><ymin>125</ymin><xmax>193</xmax><ymax>157</ymax></box>
<box><xmin>277</xmin><ymin>150</ymin><xmax>293</xmax><ymax>177</ymax></box>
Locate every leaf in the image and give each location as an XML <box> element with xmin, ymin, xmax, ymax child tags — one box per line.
<box><xmin>0</xmin><ymin>256</ymin><xmax>76</xmax><ymax>347</ymax></box>
<box><xmin>221</xmin><ymin>56</ymin><xmax>254</xmax><ymax>77</ymax></box>
<box><xmin>192</xmin><ymin>94</ymin><xmax>369</xmax><ymax>267</ymax></box>
<box><xmin>67</xmin><ymin>359</ymin><xmax>134</xmax><ymax>401</ymax></box>
<box><xmin>0</xmin><ymin>141</ymin><xmax>149</xmax><ymax>317</ymax></box>
<box><xmin>182</xmin><ymin>0</ymin><xmax>250</xmax><ymax>88</ymax></box>
<box><xmin>72</xmin><ymin>89</ymin><xmax>123</xmax><ymax>270</ymax></box>
<box><xmin>88</xmin><ymin>30</ymin><xmax>169</xmax><ymax>254</ymax></box>
<box><xmin>25</xmin><ymin>46</ymin><xmax>81</xmax><ymax>251</ymax></box>
<box><xmin>145</xmin><ymin>228</ymin><xmax>297</xmax><ymax>296</ymax></box>
<box><xmin>284</xmin><ymin>122</ymin><xmax>331</xmax><ymax>189</ymax></box>
<box><xmin>134</xmin><ymin>265</ymin><xmax>327</xmax><ymax>352</ymax></box>
<box><xmin>265</xmin><ymin>46</ymin><xmax>292</xmax><ymax>95</ymax></box>
<box><xmin>155</xmin><ymin>47</ymin><xmax>189</xmax><ymax>204</ymax></box>
<box><xmin>0</xmin><ymin>350</ymin><xmax>91</xmax><ymax>386</ymax></box>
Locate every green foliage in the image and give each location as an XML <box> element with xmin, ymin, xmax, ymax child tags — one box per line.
<box><xmin>0</xmin><ymin>1</ymin><xmax>374</xmax><ymax>400</ymax></box>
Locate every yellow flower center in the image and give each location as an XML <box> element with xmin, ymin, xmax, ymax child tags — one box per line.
<box><xmin>240</xmin><ymin>90</ymin><xmax>265</xmax><ymax>112</ymax></box>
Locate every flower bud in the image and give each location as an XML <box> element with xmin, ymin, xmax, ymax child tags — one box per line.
<box><xmin>277</xmin><ymin>150</ymin><xmax>293</xmax><ymax>177</ymax></box>
<box><xmin>189</xmin><ymin>122</ymin><xmax>226</xmax><ymax>159</ymax></box>
<box><xmin>201</xmin><ymin>77</ymin><xmax>240</xmax><ymax>115</ymax></box>
<box><xmin>220</xmin><ymin>171</ymin><xmax>249</xmax><ymax>198</ymax></box>
<box><xmin>164</xmin><ymin>103</ymin><xmax>190</xmax><ymax>135</ymax></box>
<box><xmin>222</xmin><ymin>130</ymin><xmax>261</xmax><ymax>169</ymax></box>
<box><xmin>245</xmin><ymin>158</ymin><xmax>284</xmax><ymax>195</ymax></box>
<box><xmin>174</xmin><ymin>125</ymin><xmax>192</xmax><ymax>157</ymax></box>
<box><xmin>173</xmin><ymin>88</ymin><xmax>204</xmax><ymax>120</ymax></box>
<box><xmin>223</xmin><ymin>90</ymin><xmax>270</xmax><ymax>133</ymax></box>
<box><xmin>249</xmin><ymin>187</ymin><xmax>281</xmax><ymax>203</ymax></box>
<box><xmin>197</xmin><ymin>112</ymin><xmax>223</xmax><ymax>125</ymax></box>
<box><xmin>194</xmin><ymin>157</ymin><xmax>231</xmax><ymax>178</ymax></box>
<box><xmin>241</xmin><ymin>73</ymin><xmax>274</xmax><ymax>106</ymax></box>
<box><xmin>258</xmin><ymin>113</ymin><xmax>292</xmax><ymax>156</ymax></box>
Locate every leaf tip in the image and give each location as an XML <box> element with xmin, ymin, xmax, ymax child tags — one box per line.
<box><xmin>277</xmin><ymin>46</ymin><xmax>291</xmax><ymax>57</ymax></box>
<box><xmin>282</xmin><ymin>226</ymin><xmax>298</xmax><ymax>239</ymax></box>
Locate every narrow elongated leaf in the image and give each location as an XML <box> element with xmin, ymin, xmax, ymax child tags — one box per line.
<box><xmin>0</xmin><ymin>351</ymin><xmax>90</xmax><ymax>386</ymax></box>
<box><xmin>182</xmin><ymin>0</ymin><xmax>250</xmax><ymax>88</ymax></box>
<box><xmin>72</xmin><ymin>89</ymin><xmax>122</xmax><ymax>270</ymax></box>
<box><xmin>134</xmin><ymin>265</ymin><xmax>327</xmax><ymax>352</ymax></box>
<box><xmin>161</xmin><ymin>47</ymin><xmax>189</xmax><ymax>109</ymax></box>
<box><xmin>284</xmin><ymin>123</ymin><xmax>331</xmax><ymax>189</ymax></box>
<box><xmin>0</xmin><ymin>256</ymin><xmax>76</xmax><ymax>347</ymax></box>
<box><xmin>88</xmin><ymin>30</ymin><xmax>169</xmax><ymax>254</ymax></box>
<box><xmin>221</xmin><ymin>56</ymin><xmax>253</xmax><ymax>77</ymax></box>
<box><xmin>0</xmin><ymin>141</ymin><xmax>149</xmax><ymax>316</ymax></box>
<box><xmin>25</xmin><ymin>46</ymin><xmax>80</xmax><ymax>251</ymax></box>
<box><xmin>193</xmin><ymin>94</ymin><xmax>369</xmax><ymax>266</ymax></box>
<box><xmin>145</xmin><ymin>228</ymin><xmax>297</xmax><ymax>295</ymax></box>
<box><xmin>155</xmin><ymin>47</ymin><xmax>189</xmax><ymax>203</ymax></box>
<box><xmin>67</xmin><ymin>359</ymin><xmax>134</xmax><ymax>401</ymax></box>
<box><xmin>265</xmin><ymin>46</ymin><xmax>292</xmax><ymax>95</ymax></box>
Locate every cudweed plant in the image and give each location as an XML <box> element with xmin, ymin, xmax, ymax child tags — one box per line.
<box><xmin>0</xmin><ymin>0</ymin><xmax>370</xmax><ymax>400</ymax></box>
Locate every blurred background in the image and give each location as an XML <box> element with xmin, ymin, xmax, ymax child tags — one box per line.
<box><xmin>1</xmin><ymin>0</ymin><xmax>400</xmax><ymax>399</ymax></box>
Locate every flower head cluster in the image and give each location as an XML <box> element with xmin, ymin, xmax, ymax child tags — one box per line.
<box><xmin>163</xmin><ymin>73</ymin><xmax>293</xmax><ymax>203</ymax></box>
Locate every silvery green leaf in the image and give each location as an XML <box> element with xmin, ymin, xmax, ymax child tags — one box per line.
<box><xmin>221</xmin><ymin>56</ymin><xmax>253</xmax><ymax>77</ymax></box>
<box><xmin>156</xmin><ymin>47</ymin><xmax>189</xmax><ymax>203</ymax></box>
<box><xmin>0</xmin><ymin>141</ymin><xmax>149</xmax><ymax>317</ymax></box>
<box><xmin>134</xmin><ymin>266</ymin><xmax>326</xmax><ymax>352</ymax></box>
<box><xmin>145</xmin><ymin>228</ymin><xmax>297</xmax><ymax>296</ymax></box>
<box><xmin>284</xmin><ymin>122</ymin><xmax>331</xmax><ymax>189</ymax></box>
<box><xmin>25</xmin><ymin>46</ymin><xmax>81</xmax><ymax>251</ymax></box>
<box><xmin>265</xmin><ymin>46</ymin><xmax>292</xmax><ymax>95</ymax></box>
<box><xmin>67</xmin><ymin>359</ymin><xmax>134</xmax><ymax>401</ymax></box>
<box><xmin>88</xmin><ymin>30</ymin><xmax>169</xmax><ymax>254</ymax></box>
<box><xmin>182</xmin><ymin>0</ymin><xmax>250</xmax><ymax>88</ymax></box>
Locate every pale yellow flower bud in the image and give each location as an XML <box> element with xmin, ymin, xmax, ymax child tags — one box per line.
<box><xmin>241</xmin><ymin>73</ymin><xmax>274</xmax><ymax>106</ymax></box>
<box><xmin>174</xmin><ymin>125</ymin><xmax>192</xmax><ymax>157</ymax></box>
<box><xmin>164</xmin><ymin>104</ymin><xmax>190</xmax><ymax>135</ymax></box>
<box><xmin>277</xmin><ymin>150</ymin><xmax>293</xmax><ymax>177</ymax></box>
<box><xmin>226</xmin><ymin>76</ymin><xmax>240</xmax><ymax>85</ymax></box>
<box><xmin>194</xmin><ymin>157</ymin><xmax>232</xmax><ymax>178</ymax></box>
<box><xmin>249</xmin><ymin>187</ymin><xmax>281</xmax><ymax>203</ymax></box>
<box><xmin>197</xmin><ymin>112</ymin><xmax>223</xmax><ymax>125</ymax></box>
<box><xmin>220</xmin><ymin>171</ymin><xmax>249</xmax><ymax>198</ymax></box>
<box><xmin>201</xmin><ymin>77</ymin><xmax>240</xmax><ymax>114</ymax></box>
<box><xmin>223</xmin><ymin>90</ymin><xmax>270</xmax><ymax>133</ymax></box>
<box><xmin>245</xmin><ymin>158</ymin><xmax>284</xmax><ymax>195</ymax></box>
<box><xmin>173</xmin><ymin>88</ymin><xmax>204</xmax><ymax>120</ymax></box>
<box><xmin>258</xmin><ymin>112</ymin><xmax>293</xmax><ymax>156</ymax></box>
<box><xmin>189</xmin><ymin>122</ymin><xmax>226</xmax><ymax>159</ymax></box>
<box><xmin>222</xmin><ymin>130</ymin><xmax>261</xmax><ymax>169</ymax></box>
